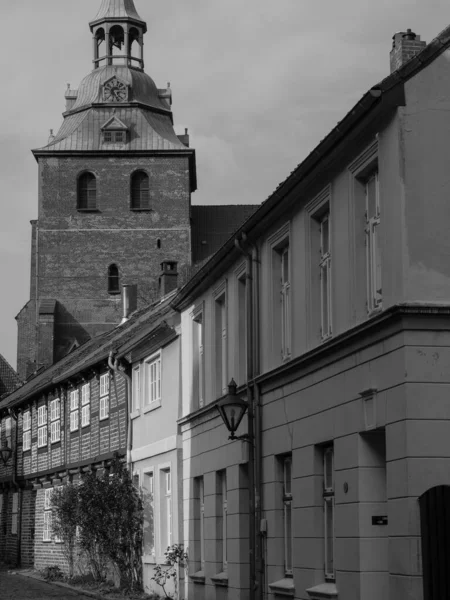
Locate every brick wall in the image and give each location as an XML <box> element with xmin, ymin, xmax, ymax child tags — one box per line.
<box><xmin>20</xmin><ymin>488</ymin><xmax>36</xmax><ymax>567</ymax></box>
<box><xmin>34</xmin><ymin>487</ymin><xmax>68</xmax><ymax>573</ymax></box>
<box><xmin>35</xmin><ymin>155</ymin><xmax>192</xmax><ymax>364</ymax></box>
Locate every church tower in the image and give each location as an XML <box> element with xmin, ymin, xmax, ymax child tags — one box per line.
<box><xmin>16</xmin><ymin>0</ymin><xmax>196</xmax><ymax>380</ymax></box>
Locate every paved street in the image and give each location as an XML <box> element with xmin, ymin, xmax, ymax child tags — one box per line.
<box><xmin>0</xmin><ymin>571</ymin><xmax>91</xmax><ymax>599</ymax></box>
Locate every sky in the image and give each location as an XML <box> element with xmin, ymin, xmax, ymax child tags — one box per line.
<box><xmin>0</xmin><ymin>0</ymin><xmax>449</xmax><ymax>370</ymax></box>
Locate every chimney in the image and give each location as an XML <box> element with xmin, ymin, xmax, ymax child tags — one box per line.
<box><xmin>159</xmin><ymin>261</ymin><xmax>178</xmax><ymax>297</ymax></box>
<box><xmin>390</xmin><ymin>29</ymin><xmax>427</xmax><ymax>73</ymax></box>
<box><xmin>121</xmin><ymin>284</ymin><xmax>138</xmax><ymax>324</ymax></box>
<box><xmin>177</xmin><ymin>128</ymin><xmax>190</xmax><ymax>148</ymax></box>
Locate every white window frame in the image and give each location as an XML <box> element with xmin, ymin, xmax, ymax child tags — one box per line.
<box><xmin>323</xmin><ymin>447</ymin><xmax>335</xmax><ymax>581</ymax></box>
<box><xmin>143</xmin><ymin>470</ymin><xmax>155</xmax><ymax>559</ymax></box>
<box><xmin>23</xmin><ymin>410</ymin><xmax>31</xmax><ymax>451</ymax></box>
<box><xmin>81</xmin><ymin>383</ymin><xmax>91</xmax><ymax>427</ymax></box>
<box><xmin>365</xmin><ymin>170</ymin><xmax>382</xmax><ymax>313</ymax></box>
<box><xmin>144</xmin><ymin>353</ymin><xmax>161</xmax><ymax>408</ymax></box>
<box><xmin>50</xmin><ymin>399</ymin><xmax>61</xmax><ymax>443</ymax></box>
<box><xmin>158</xmin><ymin>466</ymin><xmax>172</xmax><ymax>557</ymax></box>
<box><xmin>132</xmin><ymin>366</ymin><xmax>141</xmax><ymax>412</ymax></box>
<box><xmin>283</xmin><ymin>456</ymin><xmax>293</xmax><ymax>576</ymax></box>
<box><xmin>11</xmin><ymin>492</ymin><xmax>18</xmax><ymax>535</ymax></box>
<box><xmin>99</xmin><ymin>373</ymin><xmax>110</xmax><ymax>420</ymax></box>
<box><xmin>280</xmin><ymin>245</ymin><xmax>291</xmax><ymax>361</ymax></box>
<box><xmin>192</xmin><ymin>309</ymin><xmax>205</xmax><ymax>409</ymax></box>
<box><xmin>319</xmin><ymin>212</ymin><xmax>332</xmax><ymax>339</ymax></box>
<box><xmin>199</xmin><ymin>478</ymin><xmax>205</xmax><ymax>571</ymax></box>
<box><xmin>43</xmin><ymin>488</ymin><xmax>53</xmax><ymax>542</ymax></box>
<box><xmin>69</xmin><ymin>390</ymin><xmax>79</xmax><ymax>432</ymax></box>
<box><xmin>214</xmin><ymin>286</ymin><xmax>228</xmax><ymax>398</ymax></box>
<box><xmin>37</xmin><ymin>406</ymin><xmax>47</xmax><ymax>448</ymax></box>
<box><xmin>221</xmin><ymin>472</ymin><xmax>228</xmax><ymax>573</ymax></box>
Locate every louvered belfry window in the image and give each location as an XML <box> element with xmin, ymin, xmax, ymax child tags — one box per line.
<box><xmin>131</xmin><ymin>171</ymin><xmax>150</xmax><ymax>210</ymax></box>
<box><xmin>78</xmin><ymin>172</ymin><xmax>97</xmax><ymax>210</ymax></box>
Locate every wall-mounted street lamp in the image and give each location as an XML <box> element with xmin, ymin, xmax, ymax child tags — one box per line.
<box><xmin>217</xmin><ymin>380</ymin><xmax>251</xmax><ymax>440</ymax></box>
<box><xmin>0</xmin><ymin>441</ymin><xmax>12</xmax><ymax>466</ymax></box>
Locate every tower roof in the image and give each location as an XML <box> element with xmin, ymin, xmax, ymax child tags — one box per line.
<box><xmin>90</xmin><ymin>0</ymin><xmax>146</xmax><ymax>30</ymax></box>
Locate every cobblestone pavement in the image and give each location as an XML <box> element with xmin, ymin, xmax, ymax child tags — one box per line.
<box><xmin>0</xmin><ymin>571</ymin><xmax>92</xmax><ymax>599</ymax></box>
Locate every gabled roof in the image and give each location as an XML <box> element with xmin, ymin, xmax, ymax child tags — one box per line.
<box><xmin>191</xmin><ymin>205</ymin><xmax>259</xmax><ymax>264</ymax></box>
<box><xmin>101</xmin><ymin>115</ymin><xmax>128</xmax><ymax>131</ymax></box>
<box><xmin>0</xmin><ymin>355</ymin><xmax>21</xmax><ymax>398</ymax></box>
<box><xmin>173</xmin><ymin>24</ymin><xmax>450</xmax><ymax>310</ymax></box>
<box><xmin>0</xmin><ymin>297</ymin><xmax>177</xmax><ymax>411</ymax></box>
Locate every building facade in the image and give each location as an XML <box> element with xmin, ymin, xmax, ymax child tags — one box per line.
<box><xmin>173</xmin><ymin>27</ymin><xmax>450</xmax><ymax>600</ymax></box>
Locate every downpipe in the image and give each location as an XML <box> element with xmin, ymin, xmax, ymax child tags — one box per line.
<box><xmin>108</xmin><ymin>352</ymin><xmax>132</xmax><ymax>471</ymax></box>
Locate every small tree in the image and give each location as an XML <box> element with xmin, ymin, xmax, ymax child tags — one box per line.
<box><xmin>50</xmin><ymin>483</ymin><xmax>80</xmax><ymax>579</ymax></box>
<box><xmin>77</xmin><ymin>455</ymin><xmax>144</xmax><ymax>590</ymax></box>
<box><xmin>151</xmin><ymin>544</ymin><xmax>189</xmax><ymax>599</ymax></box>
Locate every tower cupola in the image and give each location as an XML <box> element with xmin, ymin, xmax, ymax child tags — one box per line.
<box><xmin>89</xmin><ymin>0</ymin><xmax>147</xmax><ymax>70</ymax></box>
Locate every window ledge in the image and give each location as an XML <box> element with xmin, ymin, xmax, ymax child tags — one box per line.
<box><xmin>269</xmin><ymin>578</ymin><xmax>295</xmax><ymax>597</ymax></box>
<box><xmin>77</xmin><ymin>209</ymin><xmax>100</xmax><ymax>213</ymax></box>
<box><xmin>143</xmin><ymin>401</ymin><xmax>161</xmax><ymax>414</ymax></box>
<box><xmin>211</xmin><ymin>572</ymin><xmax>228</xmax><ymax>586</ymax></box>
<box><xmin>99</xmin><ymin>415</ymin><xmax>110</xmax><ymax>422</ymax></box>
<box><xmin>306</xmin><ymin>582</ymin><xmax>338</xmax><ymax>599</ymax></box>
<box><xmin>130</xmin><ymin>208</ymin><xmax>152</xmax><ymax>212</ymax></box>
<box><xmin>130</xmin><ymin>409</ymin><xmax>141</xmax><ymax>420</ymax></box>
<box><xmin>190</xmin><ymin>570</ymin><xmax>205</xmax><ymax>584</ymax></box>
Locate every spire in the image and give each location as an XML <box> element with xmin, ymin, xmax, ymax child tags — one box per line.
<box><xmin>90</xmin><ymin>0</ymin><xmax>147</xmax><ymax>31</ymax></box>
<box><xmin>90</xmin><ymin>0</ymin><xmax>147</xmax><ymax>70</ymax></box>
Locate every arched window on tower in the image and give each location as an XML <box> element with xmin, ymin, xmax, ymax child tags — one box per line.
<box><xmin>109</xmin><ymin>25</ymin><xmax>125</xmax><ymax>65</ymax></box>
<box><xmin>131</xmin><ymin>171</ymin><xmax>150</xmax><ymax>210</ymax></box>
<box><xmin>108</xmin><ymin>264</ymin><xmax>120</xmax><ymax>295</ymax></box>
<box><xmin>78</xmin><ymin>173</ymin><xmax>97</xmax><ymax>210</ymax></box>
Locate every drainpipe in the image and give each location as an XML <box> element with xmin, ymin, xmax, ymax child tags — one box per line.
<box><xmin>8</xmin><ymin>408</ymin><xmax>21</xmax><ymax>567</ymax></box>
<box><xmin>108</xmin><ymin>352</ymin><xmax>132</xmax><ymax>471</ymax></box>
<box><xmin>235</xmin><ymin>234</ymin><xmax>263</xmax><ymax>600</ymax></box>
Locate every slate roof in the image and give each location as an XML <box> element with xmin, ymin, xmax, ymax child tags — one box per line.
<box><xmin>90</xmin><ymin>0</ymin><xmax>146</xmax><ymax>29</ymax></box>
<box><xmin>0</xmin><ymin>297</ymin><xmax>176</xmax><ymax>411</ymax></box>
<box><xmin>37</xmin><ymin>107</ymin><xmax>185</xmax><ymax>153</ymax></box>
<box><xmin>0</xmin><ymin>355</ymin><xmax>21</xmax><ymax>398</ymax></box>
<box><xmin>191</xmin><ymin>205</ymin><xmax>259</xmax><ymax>264</ymax></box>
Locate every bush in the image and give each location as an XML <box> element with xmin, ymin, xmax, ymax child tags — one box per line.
<box><xmin>41</xmin><ymin>565</ymin><xmax>64</xmax><ymax>581</ymax></box>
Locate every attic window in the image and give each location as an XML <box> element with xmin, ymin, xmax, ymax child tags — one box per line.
<box><xmin>103</xmin><ymin>131</ymin><xmax>126</xmax><ymax>144</ymax></box>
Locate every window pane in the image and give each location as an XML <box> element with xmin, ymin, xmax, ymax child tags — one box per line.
<box><xmin>325</xmin><ymin>497</ymin><xmax>334</xmax><ymax>576</ymax></box>
<box><xmin>321</xmin><ymin>215</ymin><xmax>329</xmax><ymax>256</ymax></box>
<box><xmin>366</xmin><ymin>173</ymin><xmax>378</xmax><ymax>219</ymax></box>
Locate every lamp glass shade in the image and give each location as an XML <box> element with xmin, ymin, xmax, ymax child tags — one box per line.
<box><xmin>0</xmin><ymin>444</ymin><xmax>12</xmax><ymax>465</ymax></box>
<box><xmin>217</xmin><ymin>396</ymin><xmax>248</xmax><ymax>435</ymax></box>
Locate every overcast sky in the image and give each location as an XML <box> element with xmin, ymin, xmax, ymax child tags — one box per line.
<box><xmin>0</xmin><ymin>0</ymin><xmax>448</xmax><ymax>369</ymax></box>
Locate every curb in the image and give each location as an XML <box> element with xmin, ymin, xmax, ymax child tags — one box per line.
<box><xmin>11</xmin><ymin>569</ymin><xmax>108</xmax><ymax>600</ymax></box>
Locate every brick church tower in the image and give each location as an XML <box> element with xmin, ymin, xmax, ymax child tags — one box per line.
<box><xmin>16</xmin><ymin>0</ymin><xmax>197</xmax><ymax>380</ymax></box>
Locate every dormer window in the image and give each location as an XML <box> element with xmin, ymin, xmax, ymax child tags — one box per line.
<box><xmin>103</xmin><ymin>130</ymin><xmax>126</xmax><ymax>144</ymax></box>
<box><xmin>101</xmin><ymin>114</ymin><xmax>128</xmax><ymax>145</ymax></box>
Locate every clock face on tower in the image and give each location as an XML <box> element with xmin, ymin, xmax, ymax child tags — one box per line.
<box><xmin>103</xmin><ymin>77</ymin><xmax>128</xmax><ymax>103</ymax></box>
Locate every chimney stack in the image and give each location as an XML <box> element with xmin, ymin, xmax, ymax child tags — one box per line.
<box><xmin>390</xmin><ymin>29</ymin><xmax>426</xmax><ymax>73</ymax></box>
<box><xmin>121</xmin><ymin>284</ymin><xmax>138</xmax><ymax>324</ymax></box>
<box><xmin>159</xmin><ymin>261</ymin><xmax>178</xmax><ymax>297</ymax></box>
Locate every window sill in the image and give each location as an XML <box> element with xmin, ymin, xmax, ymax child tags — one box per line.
<box><xmin>130</xmin><ymin>208</ymin><xmax>152</xmax><ymax>212</ymax></box>
<box><xmin>306</xmin><ymin>582</ymin><xmax>338</xmax><ymax>599</ymax></box>
<box><xmin>367</xmin><ymin>306</ymin><xmax>382</xmax><ymax>318</ymax></box>
<box><xmin>269</xmin><ymin>578</ymin><xmax>295</xmax><ymax>597</ymax></box>
<box><xmin>108</xmin><ymin>291</ymin><xmax>121</xmax><ymax>296</ymax></box>
<box><xmin>143</xmin><ymin>555</ymin><xmax>156</xmax><ymax>565</ymax></box>
<box><xmin>81</xmin><ymin>423</ymin><xmax>90</xmax><ymax>429</ymax></box>
<box><xmin>211</xmin><ymin>572</ymin><xmax>228</xmax><ymax>587</ymax></box>
<box><xmin>77</xmin><ymin>209</ymin><xmax>100</xmax><ymax>213</ymax></box>
<box><xmin>143</xmin><ymin>401</ymin><xmax>161</xmax><ymax>414</ymax></box>
<box><xmin>190</xmin><ymin>570</ymin><xmax>205</xmax><ymax>584</ymax></box>
<box><xmin>99</xmin><ymin>415</ymin><xmax>110</xmax><ymax>422</ymax></box>
<box><xmin>70</xmin><ymin>428</ymin><xmax>79</xmax><ymax>434</ymax></box>
<box><xmin>51</xmin><ymin>439</ymin><xmax>61</xmax><ymax>445</ymax></box>
<box><xmin>130</xmin><ymin>409</ymin><xmax>141</xmax><ymax>420</ymax></box>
